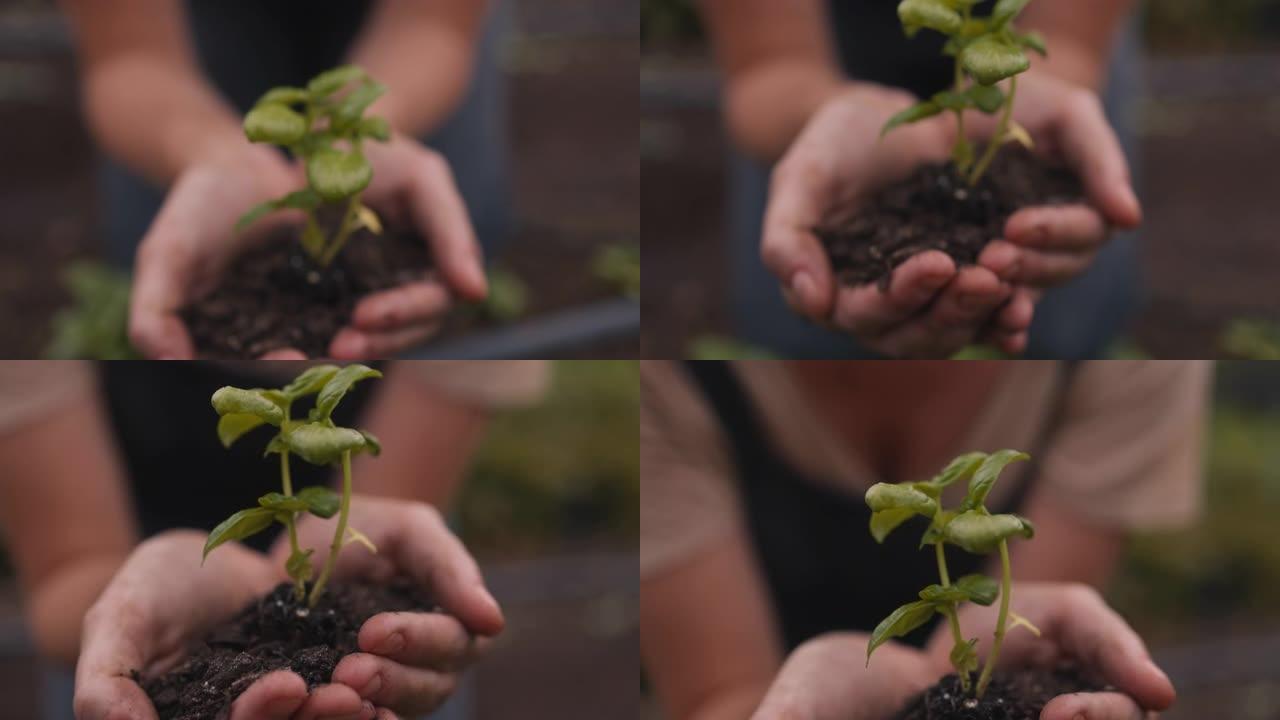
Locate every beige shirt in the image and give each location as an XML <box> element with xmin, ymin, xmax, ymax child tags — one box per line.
<box><xmin>0</xmin><ymin>360</ymin><xmax>550</xmax><ymax>435</ymax></box>
<box><xmin>641</xmin><ymin>360</ymin><xmax>1210</xmax><ymax>577</ymax></box>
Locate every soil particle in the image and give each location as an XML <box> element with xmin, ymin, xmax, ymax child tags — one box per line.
<box><xmin>817</xmin><ymin>147</ymin><xmax>1084</xmax><ymax>290</ymax></box>
<box><xmin>140</xmin><ymin>581</ymin><xmax>434</xmax><ymax>720</ymax></box>
<box><xmin>182</xmin><ymin>213</ymin><xmax>432</xmax><ymax>359</ymax></box>
<box><xmin>892</xmin><ymin>666</ymin><xmax>1106</xmax><ymax>720</ymax></box>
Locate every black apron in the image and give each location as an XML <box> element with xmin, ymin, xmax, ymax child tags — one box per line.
<box><xmin>684</xmin><ymin>362</ymin><xmax>1069</xmax><ymax>651</ymax></box>
<box><xmin>99</xmin><ymin>362</ymin><xmax>377</xmax><ymax>552</ymax></box>
<box><xmin>827</xmin><ymin>0</ymin><xmax>997</xmax><ymax>98</ymax></box>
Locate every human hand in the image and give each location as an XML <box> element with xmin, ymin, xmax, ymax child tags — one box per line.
<box><xmin>928</xmin><ymin>582</ymin><xmax>1175</xmax><ymax>720</ymax></box>
<box><xmin>762</xmin><ymin>83</ymin><xmax>1032</xmax><ymax>357</ymax></box>
<box><xmin>968</xmin><ymin>71</ymin><xmax>1142</xmax><ymax>291</ymax></box>
<box><xmin>74</xmin><ymin>530</ymin><xmax>377</xmax><ymax>720</ymax></box>
<box><xmin>751</xmin><ymin>632</ymin><xmax>937</xmax><ymax>720</ymax></box>
<box><xmin>323</xmin><ymin>134</ymin><xmax>488</xmax><ymax>360</ymax></box>
<box><xmin>273</xmin><ymin>495</ymin><xmax>505</xmax><ymax>718</ymax></box>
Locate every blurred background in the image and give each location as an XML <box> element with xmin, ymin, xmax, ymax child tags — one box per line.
<box><xmin>634</xmin><ymin>360</ymin><xmax>1280</xmax><ymax>720</ymax></box>
<box><xmin>0</xmin><ymin>0</ymin><xmax>639</xmax><ymax>360</ymax></box>
<box><xmin>0</xmin><ymin>360</ymin><xmax>639</xmax><ymax>720</ymax></box>
<box><xmin>641</xmin><ymin>0</ymin><xmax>1280</xmax><ymax>359</ymax></box>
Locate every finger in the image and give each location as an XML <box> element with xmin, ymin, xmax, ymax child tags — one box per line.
<box><xmin>374</xmin><ymin>709</ymin><xmax>401</xmax><ymax>720</ymax></box>
<box><xmin>832</xmin><ymin>251</ymin><xmax>955</xmax><ymax>336</ymax></box>
<box><xmin>332</xmin><ymin>652</ymin><xmax>458</xmax><ymax>716</ymax></box>
<box><xmin>328</xmin><ymin>323</ymin><xmax>441</xmax><ymax>360</ymax></box>
<box><xmin>762</xmin><ymin>160</ymin><xmax>837</xmax><ymax>319</ymax></box>
<box><xmin>993</xmin><ymin>330</ymin><xmax>1028</xmax><ymax>356</ymax></box>
<box><xmin>977</xmin><ymin>240</ymin><xmax>1022</xmax><ymax>282</ymax></box>
<box><xmin>358</xmin><ymin>612</ymin><xmax>485</xmax><ymax>670</ymax></box>
<box><xmin>1056</xmin><ymin>92</ymin><xmax>1142</xmax><ymax>228</ymax></box>
<box><xmin>1041</xmin><ymin>691</ymin><xmax>1145</xmax><ymax>720</ymax></box>
<box><xmin>1052</xmin><ymin>588</ymin><xmax>1176</xmax><ymax>711</ymax></box>
<box><xmin>350</xmin><ymin>282</ymin><xmax>451</xmax><ymax>332</ymax></box>
<box><xmin>383</xmin><ymin>505</ymin><xmax>505</xmax><ymax>636</ymax></box>
<box><xmin>72</xmin><ymin>676</ymin><xmax>158</xmax><ymax>720</ymax></box>
<box><xmin>1010</xmin><ymin>248</ymin><xmax>1098</xmax><ymax>288</ymax></box>
<box><xmin>259</xmin><ymin>348</ymin><xmax>309</xmax><ymax>360</ymax></box>
<box><xmin>926</xmin><ymin>267</ymin><xmax>1009</xmax><ymax>329</ymax></box>
<box><xmin>995</xmin><ymin>287</ymin><xmax>1037</xmax><ymax>333</ymax></box>
<box><xmin>291</xmin><ymin>683</ymin><xmax>368</xmax><ymax>720</ymax></box>
<box><xmin>407</xmin><ymin>150</ymin><xmax>487</xmax><ymax>301</ymax></box>
<box><xmin>1006</xmin><ymin>205</ymin><xmax>1108</xmax><ymax>253</ymax></box>
<box><xmin>128</xmin><ymin>305</ymin><xmax>195</xmax><ymax>360</ymax></box>
<box><xmin>226</xmin><ymin>671</ymin><xmax>308</xmax><ymax>720</ymax></box>
<box><xmin>75</xmin><ymin>604</ymin><xmax>158</xmax><ymax>720</ymax></box>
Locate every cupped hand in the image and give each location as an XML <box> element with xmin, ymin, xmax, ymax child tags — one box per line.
<box><xmin>129</xmin><ymin>145</ymin><xmax>300</xmax><ymax>359</ymax></box>
<box><xmin>74</xmin><ymin>530</ymin><xmax>375</xmax><ymax>720</ymax></box>
<box><xmin>967</xmin><ymin>71</ymin><xmax>1142</xmax><ymax>291</ymax></box>
<box><xmin>273</xmin><ymin>495</ymin><xmax>505</xmax><ymax>718</ymax></box>
<box><xmin>323</xmin><ymin>135</ymin><xmax>487</xmax><ymax>360</ymax></box>
<box><xmin>929</xmin><ymin>582</ymin><xmax>1175</xmax><ymax>720</ymax></box>
<box><xmin>751</xmin><ymin>632</ymin><xmax>938</xmax><ymax>720</ymax></box>
<box><xmin>762</xmin><ymin>83</ymin><xmax>1032</xmax><ymax>357</ymax></box>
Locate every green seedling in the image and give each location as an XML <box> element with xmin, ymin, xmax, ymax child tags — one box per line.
<box><xmin>865</xmin><ymin>449</ymin><xmax>1040</xmax><ymax>698</ymax></box>
<box><xmin>205</xmin><ymin>364</ymin><xmax>383</xmax><ymax>608</ymax></box>
<box><xmin>883</xmin><ymin>0</ymin><xmax>1046</xmax><ymax>185</ymax></box>
<box><xmin>236</xmin><ymin>65</ymin><xmax>392</xmax><ymax>268</ymax></box>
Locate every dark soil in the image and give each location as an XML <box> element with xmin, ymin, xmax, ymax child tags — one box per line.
<box><xmin>816</xmin><ymin>147</ymin><xmax>1084</xmax><ymax>290</ymax></box>
<box><xmin>182</xmin><ymin>214</ymin><xmax>432</xmax><ymax>359</ymax></box>
<box><xmin>140</xmin><ymin>580</ymin><xmax>434</xmax><ymax>720</ymax></box>
<box><xmin>892</xmin><ymin>666</ymin><xmax>1105</xmax><ymax>720</ymax></box>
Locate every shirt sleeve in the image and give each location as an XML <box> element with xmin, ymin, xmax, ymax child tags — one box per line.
<box><xmin>0</xmin><ymin>361</ymin><xmax>94</xmax><ymax>436</ymax></box>
<box><xmin>405</xmin><ymin>360</ymin><xmax>551</xmax><ymax>408</ymax></box>
<box><xmin>1037</xmin><ymin>360</ymin><xmax>1210</xmax><ymax>530</ymax></box>
<box><xmin>640</xmin><ymin>361</ymin><xmax>740</xmax><ymax>578</ymax></box>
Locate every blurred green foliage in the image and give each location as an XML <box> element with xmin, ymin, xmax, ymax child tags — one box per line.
<box><xmin>1221</xmin><ymin>319</ymin><xmax>1280</xmax><ymax>360</ymax></box>
<box><xmin>592</xmin><ymin>243</ymin><xmax>641</xmax><ymax>300</ymax></box>
<box><xmin>44</xmin><ymin>261</ymin><xmax>138</xmax><ymax>360</ymax></box>
<box><xmin>1109</xmin><ymin>368</ymin><xmax>1280</xmax><ymax>640</ymax></box>
<box><xmin>641</xmin><ymin>0</ymin><xmax>702</xmax><ymax>47</ymax></box>
<box><xmin>477</xmin><ymin>267</ymin><xmax>531</xmax><ymax>324</ymax></box>
<box><xmin>459</xmin><ymin>361</ymin><xmax>638</xmax><ymax>558</ymax></box>
<box><xmin>688</xmin><ymin>335</ymin><xmax>777</xmax><ymax>360</ymax></box>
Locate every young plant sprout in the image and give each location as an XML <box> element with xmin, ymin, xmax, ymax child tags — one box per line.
<box><xmin>236</xmin><ymin>65</ymin><xmax>392</xmax><ymax>268</ymax></box>
<box><xmin>205</xmin><ymin>364</ymin><xmax>383</xmax><ymax>608</ymax></box>
<box><xmin>865</xmin><ymin>449</ymin><xmax>1040</xmax><ymax>698</ymax></box>
<box><xmin>882</xmin><ymin>0</ymin><xmax>1046</xmax><ymax>185</ymax></box>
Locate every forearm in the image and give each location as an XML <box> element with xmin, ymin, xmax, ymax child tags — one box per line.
<box><xmin>686</xmin><ymin>686</ymin><xmax>771</xmax><ymax>720</ymax></box>
<box><xmin>1022</xmin><ymin>0</ymin><xmax>1137</xmax><ymax>90</ymax></box>
<box><xmin>348</xmin><ymin>0</ymin><xmax>489</xmax><ymax>138</ymax></box>
<box><xmin>723</xmin><ymin>61</ymin><xmax>845</xmax><ymax>164</ymax></box>
<box><xmin>29</xmin><ymin>554</ymin><xmax>127</xmax><ymax>666</ymax></box>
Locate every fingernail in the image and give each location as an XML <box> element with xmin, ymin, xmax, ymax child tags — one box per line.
<box><xmin>791</xmin><ymin>270</ymin><xmax>817</xmax><ymax>309</ymax></box>
<box><xmin>378</xmin><ymin>631</ymin><xmax>406</xmax><ymax>655</ymax></box>
<box><xmin>359</xmin><ymin>673</ymin><xmax>382</xmax><ymax>698</ymax></box>
<box><xmin>362</xmin><ymin>700</ymin><xmax>376</xmax><ymax>719</ymax></box>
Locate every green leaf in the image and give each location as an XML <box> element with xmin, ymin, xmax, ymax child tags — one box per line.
<box><xmin>234</xmin><ymin>189</ymin><xmax>322</xmax><ymax>233</ymax></box>
<box><xmin>297</xmin><ymin>486</ymin><xmax>341</xmax><ymax>518</ymax></box>
<box><xmin>919</xmin><ymin>584</ymin><xmax>967</xmax><ymax>604</ymax></box>
<box><xmin>314</xmin><ymin>364</ymin><xmax>382</xmax><ymax>420</ymax></box>
<box><xmin>307</xmin><ymin>147</ymin><xmax>373</xmax><ymax>201</ymax></box>
<box><xmin>868</xmin><ymin>600</ymin><xmax>938</xmax><ymax>662</ymax></box>
<box><xmin>866</xmin><ymin>483</ymin><xmax>939</xmax><ymax>515</ymax></box>
<box><xmin>235</xmin><ymin>199</ymin><xmax>279</xmax><ymax>233</ymax></box>
<box><xmin>954</xmin><ymin>574</ymin><xmax>1000</xmax><ymax>605</ymax></box>
<box><xmin>961</xmin><ymin>36</ymin><xmax>1030</xmax><ymax>85</ymax></box>
<box><xmin>283</xmin><ymin>422</ymin><xmax>368</xmax><ymax>465</ymax></box>
<box><xmin>963</xmin><ymin>449</ymin><xmax>1030</xmax><ymax>511</ymax></box>
<box><xmin>211</xmin><ymin>387</ymin><xmax>284</xmax><ymax>426</ymax></box>
<box><xmin>929</xmin><ymin>452</ymin><xmax>988</xmax><ymax>489</ymax></box>
<box><xmin>307</xmin><ymin>65</ymin><xmax>367</xmax><ymax>98</ymax></box>
<box><xmin>281</xmin><ymin>364</ymin><xmax>342</xmax><ymax>401</ymax></box>
<box><xmin>870</xmin><ymin>508</ymin><xmax>917</xmax><ymax>544</ymax></box>
<box><xmin>992</xmin><ymin>0</ymin><xmax>1032</xmax><ymax>25</ymax></box>
<box><xmin>257</xmin><ymin>86</ymin><xmax>311</xmax><ymax>107</ymax></box>
<box><xmin>355</xmin><ymin>429</ymin><xmax>381</xmax><ymax>457</ymax></box>
<box><xmin>356</xmin><ymin>116</ymin><xmax>391</xmax><ymax>141</ymax></box>
<box><xmin>217</xmin><ymin>413</ymin><xmax>266</xmax><ymax>448</ymax></box>
<box><xmin>1017</xmin><ymin>31</ymin><xmax>1048</xmax><ymax>57</ymax></box>
<box><xmin>331</xmin><ymin>82</ymin><xmax>387</xmax><ymax>129</ymax></box>
<box><xmin>286</xmin><ymin>548</ymin><xmax>315</xmax><ymax>583</ymax></box>
<box><xmin>967</xmin><ymin>84</ymin><xmax>1006</xmax><ymax>113</ymax></box>
<box><xmin>204</xmin><ymin>507</ymin><xmax>276</xmax><ymax>561</ymax></box>
<box><xmin>931</xmin><ymin>90</ymin><xmax>969</xmax><ymax>111</ymax></box>
<box><xmin>258</xmin><ymin>492</ymin><xmax>309</xmax><ymax>513</ymax></box>
<box><xmin>897</xmin><ymin>0</ymin><xmax>963</xmax><ymax>35</ymax></box>
<box><xmin>950</xmin><ymin>637</ymin><xmax>980</xmax><ymax>675</ymax></box>
<box><xmin>920</xmin><ymin>509</ymin><xmax>957</xmax><ymax>547</ymax></box>
<box><xmin>944</xmin><ymin>511</ymin><xmax>1034</xmax><ymax>554</ymax></box>
<box><xmin>881</xmin><ymin>100</ymin><xmax>943</xmax><ymax>137</ymax></box>
<box><xmin>243</xmin><ymin>103</ymin><xmax>308</xmax><ymax>145</ymax></box>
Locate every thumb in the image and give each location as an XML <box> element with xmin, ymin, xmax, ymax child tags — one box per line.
<box><xmin>73</xmin><ymin>676</ymin><xmax>158</xmax><ymax>720</ymax></box>
<box><xmin>762</xmin><ymin>162</ymin><xmax>836</xmax><ymax>320</ymax></box>
<box><xmin>1056</xmin><ymin>91</ymin><xmax>1142</xmax><ymax>229</ymax></box>
<box><xmin>74</xmin><ymin>609</ymin><xmax>158</xmax><ymax>720</ymax></box>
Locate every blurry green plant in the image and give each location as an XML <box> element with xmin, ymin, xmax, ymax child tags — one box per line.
<box><xmin>593</xmin><ymin>243</ymin><xmax>640</xmax><ymax>300</ymax></box>
<box><xmin>206</xmin><ymin>364</ymin><xmax>382</xmax><ymax>607</ymax></box>
<box><xmin>1222</xmin><ymin>319</ymin><xmax>1280</xmax><ymax>360</ymax></box>
<box><xmin>865</xmin><ymin>450</ymin><xmax>1039</xmax><ymax>698</ymax></box>
<box><xmin>236</xmin><ymin>65</ymin><xmax>391</xmax><ymax>268</ymax></box>
<box><xmin>45</xmin><ymin>260</ymin><xmax>138</xmax><ymax>360</ymax></box>
<box><xmin>883</xmin><ymin>0</ymin><xmax>1045</xmax><ymax>185</ymax></box>
<box><xmin>687</xmin><ymin>335</ymin><xmax>777</xmax><ymax>360</ymax></box>
<box><xmin>480</xmin><ymin>268</ymin><xmax>530</xmax><ymax>324</ymax></box>
<box><xmin>640</xmin><ymin>0</ymin><xmax>703</xmax><ymax>46</ymax></box>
